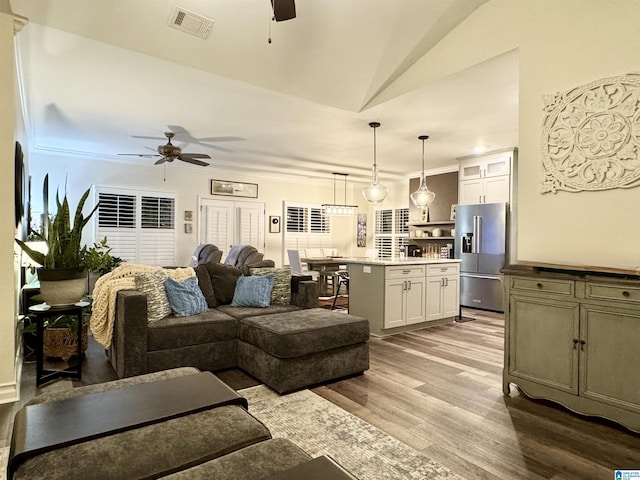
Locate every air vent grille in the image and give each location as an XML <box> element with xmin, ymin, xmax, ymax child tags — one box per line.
<box><xmin>168</xmin><ymin>6</ymin><xmax>214</xmax><ymax>39</ymax></box>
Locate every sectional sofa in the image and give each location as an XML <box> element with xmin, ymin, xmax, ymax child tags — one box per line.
<box><xmin>108</xmin><ymin>262</ymin><xmax>370</xmax><ymax>393</ymax></box>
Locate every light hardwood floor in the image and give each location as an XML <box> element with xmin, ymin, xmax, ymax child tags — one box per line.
<box><xmin>312</xmin><ymin>309</ymin><xmax>640</xmax><ymax>479</ymax></box>
<box><xmin>3</xmin><ymin>308</ymin><xmax>639</xmax><ymax>479</ymax></box>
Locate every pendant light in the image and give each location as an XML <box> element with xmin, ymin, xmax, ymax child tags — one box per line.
<box><xmin>362</xmin><ymin>122</ymin><xmax>388</xmax><ymax>204</ymax></box>
<box><xmin>322</xmin><ymin>173</ymin><xmax>358</xmax><ymax>216</ymax></box>
<box><xmin>410</xmin><ymin>135</ymin><xmax>436</xmax><ymax>208</ymax></box>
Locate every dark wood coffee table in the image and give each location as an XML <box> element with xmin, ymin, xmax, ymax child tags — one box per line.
<box><xmin>9</xmin><ymin>371</ymin><xmax>246</xmax><ymax>479</ymax></box>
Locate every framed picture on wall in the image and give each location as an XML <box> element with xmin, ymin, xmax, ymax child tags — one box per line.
<box><xmin>357</xmin><ymin>214</ymin><xmax>367</xmax><ymax>247</ymax></box>
<box><xmin>210</xmin><ymin>179</ymin><xmax>258</xmax><ymax>198</ymax></box>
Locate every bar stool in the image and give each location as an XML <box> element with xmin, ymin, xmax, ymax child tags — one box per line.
<box><xmin>331</xmin><ymin>270</ymin><xmax>349</xmax><ymax>310</ymax></box>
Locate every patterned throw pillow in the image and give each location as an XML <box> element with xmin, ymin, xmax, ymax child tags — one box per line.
<box><xmin>250</xmin><ymin>267</ymin><xmax>291</xmax><ymax>306</ymax></box>
<box><xmin>164</xmin><ymin>276</ymin><xmax>208</xmax><ymax>317</ymax></box>
<box><xmin>134</xmin><ymin>269</ymin><xmax>172</xmax><ymax>323</ymax></box>
<box><xmin>231</xmin><ymin>274</ymin><xmax>274</xmax><ymax>308</ymax></box>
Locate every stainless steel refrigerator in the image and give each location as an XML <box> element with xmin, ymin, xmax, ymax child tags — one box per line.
<box><xmin>454</xmin><ymin>203</ymin><xmax>507</xmax><ymax>312</ymax></box>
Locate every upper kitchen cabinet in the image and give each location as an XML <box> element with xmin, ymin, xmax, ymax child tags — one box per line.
<box><xmin>458</xmin><ymin>149</ymin><xmax>517</xmax><ymax>205</ymax></box>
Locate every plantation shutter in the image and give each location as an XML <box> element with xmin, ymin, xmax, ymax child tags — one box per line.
<box><xmin>139</xmin><ymin>196</ymin><xmax>176</xmax><ymax>266</ymax></box>
<box><xmin>200</xmin><ymin>199</ymin><xmax>265</xmax><ymax>261</ymax></box>
<box><xmin>204</xmin><ymin>203</ymin><xmax>233</xmax><ymax>255</ymax></box>
<box><xmin>283</xmin><ymin>202</ymin><xmax>331</xmax><ymax>263</ymax></box>
<box><xmin>95</xmin><ymin>187</ymin><xmax>176</xmax><ymax>265</ymax></box>
<box><xmin>237</xmin><ymin>204</ymin><xmax>264</xmax><ymax>249</ymax></box>
<box><xmin>374</xmin><ymin>207</ymin><xmax>408</xmax><ymax>259</ymax></box>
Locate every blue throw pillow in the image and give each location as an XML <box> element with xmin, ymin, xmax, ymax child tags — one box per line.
<box><xmin>231</xmin><ymin>274</ymin><xmax>274</xmax><ymax>308</ymax></box>
<box><xmin>164</xmin><ymin>276</ymin><xmax>208</xmax><ymax>317</ymax></box>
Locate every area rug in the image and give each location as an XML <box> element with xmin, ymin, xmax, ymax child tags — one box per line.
<box><xmin>240</xmin><ymin>385</ymin><xmax>462</xmax><ymax>480</ymax></box>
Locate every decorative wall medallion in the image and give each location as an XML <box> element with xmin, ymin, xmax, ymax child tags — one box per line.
<box><xmin>541</xmin><ymin>73</ymin><xmax>640</xmax><ymax>193</ymax></box>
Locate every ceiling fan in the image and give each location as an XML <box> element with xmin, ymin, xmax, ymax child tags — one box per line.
<box><xmin>119</xmin><ymin>131</ymin><xmax>211</xmax><ymax>166</ymax></box>
<box><xmin>133</xmin><ymin>125</ymin><xmax>244</xmax><ymax>153</ymax></box>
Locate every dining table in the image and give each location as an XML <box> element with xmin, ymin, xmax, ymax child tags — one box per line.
<box><xmin>301</xmin><ymin>257</ymin><xmax>345</xmax><ymax>296</ymax></box>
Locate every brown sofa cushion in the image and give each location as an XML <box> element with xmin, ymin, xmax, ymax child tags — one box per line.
<box><xmin>195</xmin><ymin>264</ymin><xmax>217</xmax><ymax>308</ymax></box>
<box><xmin>205</xmin><ymin>262</ymin><xmax>243</xmax><ymax>305</ymax></box>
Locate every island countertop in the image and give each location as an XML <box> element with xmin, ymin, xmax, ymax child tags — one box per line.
<box><xmin>340</xmin><ymin>257</ymin><xmax>461</xmax><ymax>266</ymax></box>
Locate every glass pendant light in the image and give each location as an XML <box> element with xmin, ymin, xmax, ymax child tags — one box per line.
<box><xmin>410</xmin><ymin>135</ymin><xmax>436</xmax><ymax>208</ymax></box>
<box><xmin>362</xmin><ymin>122</ymin><xmax>388</xmax><ymax>204</ymax></box>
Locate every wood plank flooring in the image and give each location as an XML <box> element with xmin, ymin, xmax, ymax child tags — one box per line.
<box><xmin>312</xmin><ymin>309</ymin><xmax>640</xmax><ymax>479</ymax></box>
<box><xmin>3</xmin><ymin>308</ymin><xmax>639</xmax><ymax>479</ymax></box>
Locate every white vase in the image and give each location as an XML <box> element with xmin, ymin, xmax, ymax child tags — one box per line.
<box><xmin>37</xmin><ymin>269</ymin><xmax>87</xmax><ymax>306</ymax></box>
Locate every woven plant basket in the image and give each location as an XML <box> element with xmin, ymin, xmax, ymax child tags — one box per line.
<box><xmin>43</xmin><ymin>324</ymin><xmax>88</xmax><ymax>361</ymax></box>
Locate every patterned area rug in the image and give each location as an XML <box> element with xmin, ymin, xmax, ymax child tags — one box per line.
<box><xmin>240</xmin><ymin>385</ymin><xmax>462</xmax><ymax>480</ymax></box>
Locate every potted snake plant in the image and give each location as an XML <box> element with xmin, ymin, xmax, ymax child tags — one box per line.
<box><xmin>16</xmin><ymin>174</ymin><xmax>99</xmax><ymax>306</ymax></box>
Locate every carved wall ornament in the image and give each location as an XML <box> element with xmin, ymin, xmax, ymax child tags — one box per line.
<box><xmin>541</xmin><ymin>73</ymin><xmax>640</xmax><ymax>193</ymax></box>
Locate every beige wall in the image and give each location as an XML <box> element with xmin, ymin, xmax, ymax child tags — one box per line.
<box><xmin>28</xmin><ymin>152</ymin><xmax>371</xmax><ymax>267</ymax></box>
<box><xmin>0</xmin><ymin>8</ymin><xmax>20</xmax><ymax>403</ymax></box>
<box><xmin>388</xmin><ymin>0</ymin><xmax>640</xmax><ymax>271</ymax></box>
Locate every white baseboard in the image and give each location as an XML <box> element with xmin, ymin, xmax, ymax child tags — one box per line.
<box><xmin>0</xmin><ymin>343</ymin><xmax>22</xmax><ymax>404</ymax></box>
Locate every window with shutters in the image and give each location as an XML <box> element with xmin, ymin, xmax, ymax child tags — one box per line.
<box><xmin>95</xmin><ymin>187</ymin><xmax>176</xmax><ymax>266</ymax></box>
<box><xmin>374</xmin><ymin>207</ymin><xmax>408</xmax><ymax>258</ymax></box>
<box><xmin>284</xmin><ymin>202</ymin><xmax>331</xmax><ymax>260</ymax></box>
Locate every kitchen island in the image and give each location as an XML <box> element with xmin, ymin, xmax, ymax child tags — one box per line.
<box><xmin>343</xmin><ymin>258</ymin><xmax>461</xmax><ymax>336</ymax></box>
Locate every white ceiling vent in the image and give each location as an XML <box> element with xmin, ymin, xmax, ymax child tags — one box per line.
<box><xmin>168</xmin><ymin>6</ymin><xmax>214</xmax><ymax>39</ymax></box>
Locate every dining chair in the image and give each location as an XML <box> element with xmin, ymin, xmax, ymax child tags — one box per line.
<box><xmin>287</xmin><ymin>249</ymin><xmax>319</xmax><ymax>280</ymax></box>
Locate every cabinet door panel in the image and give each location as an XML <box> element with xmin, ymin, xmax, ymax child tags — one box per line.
<box><xmin>425</xmin><ymin>277</ymin><xmax>444</xmax><ymax>321</ymax></box>
<box><xmin>384</xmin><ymin>279</ymin><xmax>406</xmax><ymax>328</ymax></box>
<box><xmin>580</xmin><ymin>305</ymin><xmax>640</xmax><ymax>413</ymax></box>
<box><xmin>483</xmin><ymin>175</ymin><xmax>510</xmax><ymax>203</ymax></box>
<box><xmin>458</xmin><ymin>179</ymin><xmax>483</xmax><ymax>205</ymax></box>
<box><xmin>509</xmin><ymin>296</ymin><xmax>580</xmax><ymax>394</ymax></box>
<box><xmin>442</xmin><ymin>275</ymin><xmax>459</xmax><ymax>318</ymax></box>
<box><xmin>405</xmin><ymin>278</ymin><xmax>426</xmax><ymax>325</ymax></box>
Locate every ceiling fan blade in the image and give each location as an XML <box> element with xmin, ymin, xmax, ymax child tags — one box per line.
<box><xmin>166</xmin><ymin>125</ymin><xmax>198</xmax><ymax>141</ymax></box>
<box><xmin>154</xmin><ymin>157</ymin><xmax>170</xmax><ymax>165</ymax></box>
<box><xmin>132</xmin><ymin>135</ymin><xmax>166</xmax><ymax>140</ymax></box>
<box><xmin>118</xmin><ymin>153</ymin><xmax>159</xmax><ymax>158</ymax></box>
<box><xmin>181</xmin><ymin>153</ymin><xmax>211</xmax><ymax>159</ymax></box>
<box><xmin>198</xmin><ymin>136</ymin><xmax>245</xmax><ymax>143</ymax></box>
<box><xmin>179</xmin><ymin>156</ymin><xmax>209</xmax><ymax>166</ymax></box>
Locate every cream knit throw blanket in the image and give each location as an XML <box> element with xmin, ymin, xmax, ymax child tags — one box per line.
<box><xmin>90</xmin><ymin>263</ymin><xmax>195</xmax><ymax>348</ymax></box>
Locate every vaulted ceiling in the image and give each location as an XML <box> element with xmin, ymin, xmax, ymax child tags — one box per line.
<box><xmin>12</xmin><ymin>0</ymin><xmax>518</xmax><ymax>182</ymax></box>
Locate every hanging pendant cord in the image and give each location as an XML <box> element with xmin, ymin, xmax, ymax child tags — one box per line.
<box><xmin>343</xmin><ymin>174</ymin><xmax>347</xmax><ymax>205</ymax></box>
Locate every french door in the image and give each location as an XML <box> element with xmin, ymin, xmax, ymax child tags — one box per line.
<box><xmin>199</xmin><ymin>199</ymin><xmax>265</xmax><ymax>261</ymax></box>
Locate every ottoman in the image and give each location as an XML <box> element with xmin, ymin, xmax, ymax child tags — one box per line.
<box><xmin>237</xmin><ymin>308</ymin><xmax>370</xmax><ymax>393</ymax></box>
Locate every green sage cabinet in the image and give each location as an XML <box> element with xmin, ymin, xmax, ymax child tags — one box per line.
<box><xmin>503</xmin><ymin>266</ymin><xmax>640</xmax><ymax>432</ymax></box>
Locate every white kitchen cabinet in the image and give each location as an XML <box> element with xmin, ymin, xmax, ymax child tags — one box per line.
<box><xmin>425</xmin><ymin>264</ymin><xmax>460</xmax><ymax>321</ymax></box>
<box><xmin>458</xmin><ymin>150</ymin><xmax>514</xmax><ymax>205</ymax></box>
<box><xmin>384</xmin><ymin>266</ymin><xmax>425</xmax><ymax>328</ymax></box>
<box><xmin>459</xmin><ymin>175</ymin><xmax>510</xmax><ymax>205</ymax></box>
<box><xmin>458</xmin><ymin>151</ymin><xmax>511</xmax><ymax>180</ymax></box>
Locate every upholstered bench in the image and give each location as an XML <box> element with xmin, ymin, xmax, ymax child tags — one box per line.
<box><xmin>236</xmin><ymin>308</ymin><xmax>370</xmax><ymax>393</ymax></box>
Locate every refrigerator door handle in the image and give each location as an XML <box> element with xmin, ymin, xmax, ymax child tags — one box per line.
<box><xmin>476</xmin><ymin>215</ymin><xmax>482</xmax><ymax>253</ymax></box>
<box><xmin>472</xmin><ymin>216</ymin><xmax>479</xmax><ymax>253</ymax></box>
